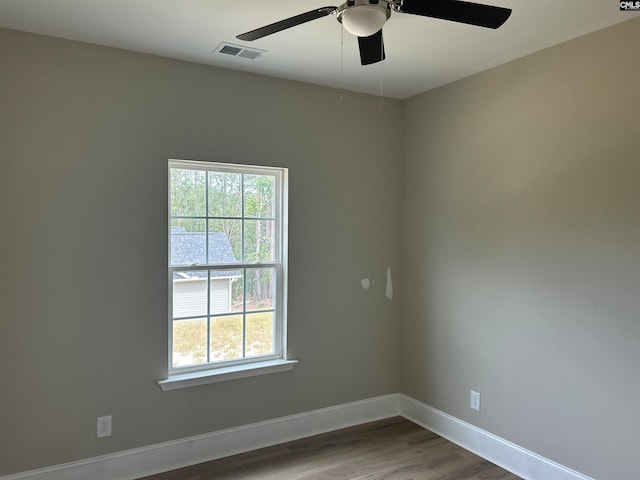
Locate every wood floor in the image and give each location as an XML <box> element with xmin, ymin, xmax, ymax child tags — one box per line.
<box><xmin>139</xmin><ymin>417</ymin><xmax>521</xmax><ymax>480</ymax></box>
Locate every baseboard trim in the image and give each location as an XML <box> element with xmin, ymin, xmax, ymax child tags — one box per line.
<box><xmin>398</xmin><ymin>394</ymin><xmax>594</xmax><ymax>480</ymax></box>
<box><xmin>0</xmin><ymin>394</ymin><xmax>400</xmax><ymax>480</ymax></box>
<box><xmin>2</xmin><ymin>393</ymin><xmax>595</xmax><ymax>480</ymax></box>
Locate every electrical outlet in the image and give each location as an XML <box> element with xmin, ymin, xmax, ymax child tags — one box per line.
<box><xmin>470</xmin><ymin>391</ymin><xmax>481</xmax><ymax>412</ymax></box>
<box><xmin>97</xmin><ymin>415</ymin><xmax>112</xmax><ymax>438</ymax></box>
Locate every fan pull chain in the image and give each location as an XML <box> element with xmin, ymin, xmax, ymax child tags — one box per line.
<box><xmin>379</xmin><ymin>32</ymin><xmax>384</xmax><ymax>108</ymax></box>
<box><xmin>339</xmin><ymin>24</ymin><xmax>344</xmax><ymax>100</ymax></box>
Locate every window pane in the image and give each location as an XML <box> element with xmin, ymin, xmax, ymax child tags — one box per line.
<box><xmin>171</xmin><ymin>219</ymin><xmax>206</xmax><ymax>265</ymax></box>
<box><xmin>243</xmin><ymin>219</ymin><xmax>275</xmax><ymax>262</ymax></box>
<box><xmin>210</xmin><ymin>315</ymin><xmax>243</xmax><ymax>361</ymax></box>
<box><xmin>169</xmin><ymin>161</ymin><xmax>286</xmax><ymax>372</ymax></box>
<box><xmin>172</xmin><ymin>271</ymin><xmax>208</xmax><ymax>318</ymax></box>
<box><xmin>210</xmin><ymin>269</ymin><xmax>243</xmax><ymax>314</ymax></box>
<box><xmin>246</xmin><ymin>268</ymin><xmax>274</xmax><ymax>311</ymax></box>
<box><xmin>244</xmin><ymin>174</ymin><xmax>275</xmax><ymax>218</ymax></box>
<box><xmin>207</xmin><ymin>220</ymin><xmax>241</xmax><ymax>263</ymax></box>
<box><xmin>170</xmin><ymin>168</ymin><xmax>205</xmax><ymax>216</ymax></box>
<box><xmin>208</xmin><ymin>171</ymin><xmax>241</xmax><ymax>217</ymax></box>
<box><xmin>172</xmin><ymin>318</ymin><xmax>207</xmax><ymax>367</ymax></box>
<box><xmin>246</xmin><ymin>312</ymin><xmax>274</xmax><ymax>357</ymax></box>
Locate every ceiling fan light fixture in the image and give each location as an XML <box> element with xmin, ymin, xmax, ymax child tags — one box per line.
<box><xmin>340</xmin><ymin>3</ymin><xmax>389</xmax><ymax>37</ymax></box>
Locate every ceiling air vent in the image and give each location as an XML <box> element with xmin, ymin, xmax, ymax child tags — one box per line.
<box><xmin>220</xmin><ymin>45</ymin><xmax>242</xmax><ymax>56</ymax></box>
<box><xmin>215</xmin><ymin>42</ymin><xmax>266</xmax><ymax>60</ymax></box>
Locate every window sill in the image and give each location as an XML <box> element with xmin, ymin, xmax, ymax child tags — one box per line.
<box><xmin>157</xmin><ymin>359</ymin><xmax>298</xmax><ymax>391</ymax></box>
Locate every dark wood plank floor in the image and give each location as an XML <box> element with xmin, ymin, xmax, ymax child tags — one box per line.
<box><xmin>139</xmin><ymin>417</ymin><xmax>522</xmax><ymax>480</ymax></box>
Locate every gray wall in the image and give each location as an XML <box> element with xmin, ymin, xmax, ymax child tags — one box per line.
<box><xmin>402</xmin><ymin>18</ymin><xmax>640</xmax><ymax>480</ymax></box>
<box><xmin>0</xmin><ymin>28</ymin><xmax>403</xmax><ymax>475</ymax></box>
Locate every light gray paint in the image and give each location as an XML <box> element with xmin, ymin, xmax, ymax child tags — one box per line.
<box><xmin>0</xmin><ymin>28</ymin><xmax>403</xmax><ymax>475</ymax></box>
<box><xmin>402</xmin><ymin>18</ymin><xmax>640</xmax><ymax>480</ymax></box>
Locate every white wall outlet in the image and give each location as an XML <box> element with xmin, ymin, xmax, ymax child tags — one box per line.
<box><xmin>97</xmin><ymin>415</ymin><xmax>112</xmax><ymax>438</ymax></box>
<box><xmin>470</xmin><ymin>390</ymin><xmax>481</xmax><ymax>412</ymax></box>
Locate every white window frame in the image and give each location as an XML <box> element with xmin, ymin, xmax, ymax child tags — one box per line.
<box><xmin>159</xmin><ymin>159</ymin><xmax>295</xmax><ymax>390</ymax></box>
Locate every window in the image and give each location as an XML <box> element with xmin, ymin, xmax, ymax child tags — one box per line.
<box><xmin>166</xmin><ymin>159</ymin><xmax>290</xmax><ymax>382</ymax></box>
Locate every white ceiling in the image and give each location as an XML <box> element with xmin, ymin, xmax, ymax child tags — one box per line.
<box><xmin>0</xmin><ymin>0</ymin><xmax>637</xmax><ymax>99</ymax></box>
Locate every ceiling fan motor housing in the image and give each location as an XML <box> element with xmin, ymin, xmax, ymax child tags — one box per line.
<box><xmin>337</xmin><ymin>0</ymin><xmax>392</xmax><ymax>37</ymax></box>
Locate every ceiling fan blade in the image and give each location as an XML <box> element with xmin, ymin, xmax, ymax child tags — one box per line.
<box><xmin>237</xmin><ymin>7</ymin><xmax>337</xmax><ymax>41</ymax></box>
<box><xmin>399</xmin><ymin>0</ymin><xmax>511</xmax><ymax>29</ymax></box>
<box><xmin>358</xmin><ymin>30</ymin><xmax>385</xmax><ymax>66</ymax></box>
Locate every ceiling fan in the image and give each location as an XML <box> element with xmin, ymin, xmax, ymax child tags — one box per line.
<box><xmin>237</xmin><ymin>0</ymin><xmax>512</xmax><ymax>65</ymax></box>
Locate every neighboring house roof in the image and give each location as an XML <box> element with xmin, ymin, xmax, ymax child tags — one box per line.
<box><xmin>171</xmin><ymin>227</ymin><xmax>240</xmax><ymax>279</ymax></box>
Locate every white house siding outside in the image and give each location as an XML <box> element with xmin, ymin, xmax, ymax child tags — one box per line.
<box><xmin>172</xmin><ymin>277</ymin><xmax>235</xmax><ymax>317</ymax></box>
